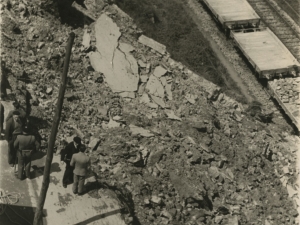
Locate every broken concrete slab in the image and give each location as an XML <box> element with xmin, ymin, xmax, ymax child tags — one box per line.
<box><xmin>150</xmin><ymin>95</ymin><xmax>165</xmax><ymax>108</ymax></box>
<box><xmin>102</xmin><ymin>119</ymin><xmax>121</xmax><ymax>129</ymax></box>
<box><xmin>129</xmin><ymin>124</ymin><xmax>154</xmax><ymax>137</ymax></box>
<box><xmin>119</xmin><ymin>91</ymin><xmax>135</xmax><ymax>99</ymax></box>
<box><xmin>89</xmin><ymin>137</ymin><xmax>101</xmax><ymax>150</ymax></box>
<box><xmin>160</xmin><ymin>76</ymin><xmax>167</xmax><ymax>87</ymax></box>
<box><xmin>147</xmin><ymin>102</ymin><xmax>159</xmax><ymax>109</ymax></box>
<box><xmin>185</xmin><ymin>136</ymin><xmax>196</xmax><ymax>145</ymax></box>
<box><xmin>138</xmin><ymin>35</ymin><xmax>167</xmax><ymax>55</ymax></box>
<box><xmin>138</xmin><ymin>60</ymin><xmax>146</xmax><ymax>68</ymax></box>
<box><xmin>89</xmin><ymin>15</ymin><xmax>139</xmax><ymax>93</ymax></box>
<box><xmin>140</xmin><ymin>75</ymin><xmax>149</xmax><ymax>83</ymax></box>
<box><xmin>165</xmin><ymin>109</ymin><xmax>181</xmax><ymax>121</ymax></box>
<box><xmin>165</xmin><ymin>82</ymin><xmax>173</xmax><ymax>100</ymax></box>
<box><xmin>139</xmin><ymin>93</ymin><xmax>151</xmax><ymax>104</ymax></box>
<box><xmin>153</xmin><ymin>66</ymin><xmax>167</xmax><ymax>78</ymax></box>
<box><xmin>287</xmin><ymin>185</ymin><xmax>298</xmax><ymax>198</ymax></box>
<box><xmin>146</xmin><ymin>75</ymin><xmax>165</xmax><ymax>98</ymax></box>
<box><xmin>185</xmin><ymin>94</ymin><xmax>197</xmax><ymax>104</ymax></box>
<box><xmin>95</xmin><ymin>14</ymin><xmax>121</xmax><ymax>61</ymax></box>
<box><xmin>82</xmin><ymin>29</ymin><xmax>91</xmax><ymax>49</ymax></box>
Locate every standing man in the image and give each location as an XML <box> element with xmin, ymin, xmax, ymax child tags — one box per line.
<box><xmin>6</xmin><ymin>101</ymin><xmax>27</xmax><ymax>125</ymax></box>
<box><xmin>70</xmin><ymin>145</ymin><xmax>90</xmax><ymax>195</ymax></box>
<box><xmin>5</xmin><ymin>111</ymin><xmax>23</xmax><ymax>167</ymax></box>
<box><xmin>14</xmin><ymin>126</ymin><xmax>40</xmax><ymax>180</ymax></box>
<box><xmin>60</xmin><ymin>136</ymin><xmax>81</xmax><ymax>188</ymax></box>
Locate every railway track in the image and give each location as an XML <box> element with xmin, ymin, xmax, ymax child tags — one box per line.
<box><xmin>247</xmin><ymin>0</ymin><xmax>300</xmax><ymax>61</ymax></box>
<box><xmin>274</xmin><ymin>0</ymin><xmax>300</xmax><ymax>26</ymax></box>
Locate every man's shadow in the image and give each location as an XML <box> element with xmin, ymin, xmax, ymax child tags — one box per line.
<box><xmin>18</xmin><ymin>149</ymin><xmax>60</xmax><ymax>179</ymax></box>
<box><xmin>31</xmin><ymin>160</ymin><xmax>61</xmax><ymax>179</ymax></box>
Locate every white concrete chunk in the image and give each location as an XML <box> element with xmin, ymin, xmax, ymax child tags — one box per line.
<box><xmin>146</xmin><ymin>75</ymin><xmax>165</xmax><ymax>98</ymax></box>
<box><xmin>119</xmin><ymin>91</ymin><xmax>135</xmax><ymax>98</ymax></box>
<box><xmin>82</xmin><ymin>29</ymin><xmax>91</xmax><ymax>49</ymax></box>
<box><xmin>138</xmin><ymin>60</ymin><xmax>146</xmax><ymax>68</ymax></box>
<box><xmin>153</xmin><ymin>66</ymin><xmax>167</xmax><ymax>78</ymax></box>
<box><xmin>165</xmin><ymin>109</ymin><xmax>181</xmax><ymax>121</ymax></box>
<box><xmin>140</xmin><ymin>93</ymin><xmax>151</xmax><ymax>104</ymax></box>
<box><xmin>150</xmin><ymin>95</ymin><xmax>165</xmax><ymax>108</ymax></box>
<box><xmin>90</xmin><ymin>15</ymin><xmax>139</xmax><ymax>93</ymax></box>
<box><xmin>160</xmin><ymin>76</ymin><xmax>167</xmax><ymax>87</ymax></box>
<box><xmin>138</xmin><ymin>35</ymin><xmax>166</xmax><ymax>55</ymax></box>
<box><xmin>129</xmin><ymin>124</ymin><xmax>154</xmax><ymax>137</ymax></box>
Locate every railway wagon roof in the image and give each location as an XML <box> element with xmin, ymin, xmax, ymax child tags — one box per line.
<box><xmin>232</xmin><ymin>28</ymin><xmax>300</xmax><ymax>71</ymax></box>
<box><xmin>204</xmin><ymin>0</ymin><xmax>260</xmax><ymax>22</ymax></box>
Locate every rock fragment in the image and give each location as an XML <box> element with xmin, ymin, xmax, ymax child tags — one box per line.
<box><xmin>138</xmin><ymin>35</ymin><xmax>167</xmax><ymax>55</ymax></box>
<box><xmin>129</xmin><ymin>124</ymin><xmax>154</xmax><ymax>137</ymax></box>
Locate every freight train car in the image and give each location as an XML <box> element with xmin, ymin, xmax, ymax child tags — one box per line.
<box><xmin>231</xmin><ymin>28</ymin><xmax>300</xmax><ymax>79</ymax></box>
<box><xmin>201</xmin><ymin>0</ymin><xmax>300</xmax><ymax>130</ymax></box>
<box><xmin>202</xmin><ymin>0</ymin><xmax>260</xmax><ymax>35</ymax></box>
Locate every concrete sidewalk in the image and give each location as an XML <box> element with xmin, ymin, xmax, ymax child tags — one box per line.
<box><xmin>0</xmin><ymin>101</ymin><xmax>126</xmax><ymax>225</ymax></box>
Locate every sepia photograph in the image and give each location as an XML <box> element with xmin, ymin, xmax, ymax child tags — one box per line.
<box><xmin>0</xmin><ymin>0</ymin><xmax>299</xmax><ymax>224</ymax></box>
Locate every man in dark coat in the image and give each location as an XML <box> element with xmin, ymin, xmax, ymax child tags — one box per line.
<box><xmin>60</xmin><ymin>136</ymin><xmax>81</xmax><ymax>188</ymax></box>
<box><xmin>70</xmin><ymin>145</ymin><xmax>90</xmax><ymax>195</ymax></box>
<box><xmin>5</xmin><ymin>110</ymin><xmax>23</xmax><ymax>166</ymax></box>
<box><xmin>14</xmin><ymin>127</ymin><xmax>40</xmax><ymax>180</ymax></box>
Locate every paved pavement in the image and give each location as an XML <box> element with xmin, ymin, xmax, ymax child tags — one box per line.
<box><xmin>0</xmin><ymin>101</ymin><xmax>126</xmax><ymax>225</ymax></box>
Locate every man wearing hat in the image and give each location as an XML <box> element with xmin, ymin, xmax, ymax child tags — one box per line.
<box><xmin>14</xmin><ymin>126</ymin><xmax>40</xmax><ymax>180</ymax></box>
<box><xmin>5</xmin><ymin>110</ymin><xmax>23</xmax><ymax>166</ymax></box>
<box><xmin>6</xmin><ymin>101</ymin><xmax>27</xmax><ymax>124</ymax></box>
<box><xmin>60</xmin><ymin>136</ymin><xmax>81</xmax><ymax>188</ymax></box>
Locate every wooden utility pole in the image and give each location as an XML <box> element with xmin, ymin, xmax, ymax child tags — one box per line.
<box><xmin>33</xmin><ymin>32</ymin><xmax>75</xmax><ymax>225</ymax></box>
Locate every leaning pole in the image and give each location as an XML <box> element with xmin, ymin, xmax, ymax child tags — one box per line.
<box><xmin>33</xmin><ymin>32</ymin><xmax>75</xmax><ymax>225</ymax></box>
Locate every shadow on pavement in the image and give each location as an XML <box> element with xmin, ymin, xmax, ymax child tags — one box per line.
<box><xmin>0</xmin><ymin>205</ymin><xmax>47</xmax><ymax>225</ymax></box>
<box><xmin>31</xmin><ymin>162</ymin><xmax>61</xmax><ymax>179</ymax></box>
<box><xmin>85</xmin><ymin>180</ymin><xmax>142</xmax><ymax>225</ymax></box>
<box><xmin>74</xmin><ymin>208</ymin><xmax>123</xmax><ymax>225</ymax></box>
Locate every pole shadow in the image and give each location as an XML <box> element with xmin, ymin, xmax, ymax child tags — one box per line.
<box><xmin>0</xmin><ymin>205</ymin><xmax>47</xmax><ymax>225</ymax></box>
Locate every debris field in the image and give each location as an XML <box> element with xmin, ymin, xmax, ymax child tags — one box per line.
<box><xmin>1</xmin><ymin>1</ymin><xmax>300</xmax><ymax>225</ymax></box>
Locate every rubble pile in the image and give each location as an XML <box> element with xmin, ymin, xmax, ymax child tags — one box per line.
<box><xmin>1</xmin><ymin>1</ymin><xmax>299</xmax><ymax>225</ymax></box>
<box><xmin>271</xmin><ymin>78</ymin><xmax>300</xmax><ymax>104</ymax></box>
<box><xmin>268</xmin><ymin>78</ymin><xmax>300</xmax><ymax>129</ymax></box>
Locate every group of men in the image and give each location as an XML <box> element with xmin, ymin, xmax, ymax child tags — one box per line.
<box><xmin>0</xmin><ymin>100</ymin><xmax>91</xmax><ymax>195</ymax></box>
<box><xmin>60</xmin><ymin>136</ymin><xmax>91</xmax><ymax>195</ymax></box>
<box><xmin>2</xmin><ymin>101</ymin><xmax>40</xmax><ymax>180</ymax></box>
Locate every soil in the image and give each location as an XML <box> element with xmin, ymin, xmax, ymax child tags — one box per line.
<box><xmin>180</xmin><ymin>0</ymin><xmax>254</xmax><ymax>103</ymax></box>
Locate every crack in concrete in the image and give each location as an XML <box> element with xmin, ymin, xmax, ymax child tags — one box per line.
<box><xmin>116</xmin><ymin>44</ymin><xmax>134</xmax><ymax>74</ymax></box>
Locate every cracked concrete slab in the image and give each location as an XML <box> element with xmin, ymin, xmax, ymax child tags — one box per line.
<box><xmin>90</xmin><ymin>14</ymin><xmax>139</xmax><ymax>93</ymax></box>
<box><xmin>95</xmin><ymin>14</ymin><xmax>121</xmax><ymax>62</ymax></box>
